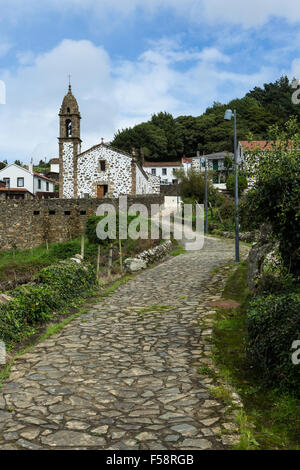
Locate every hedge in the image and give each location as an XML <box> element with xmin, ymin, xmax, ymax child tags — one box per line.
<box><xmin>246</xmin><ymin>293</ymin><xmax>300</xmax><ymax>391</ymax></box>
<box><xmin>0</xmin><ymin>261</ymin><xmax>96</xmax><ymax>345</ymax></box>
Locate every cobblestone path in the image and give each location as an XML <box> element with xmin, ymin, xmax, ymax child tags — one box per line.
<box><xmin>0</xmin><ymin>237</ymin><xmax>249</xmax><ymax>450</ymax></box>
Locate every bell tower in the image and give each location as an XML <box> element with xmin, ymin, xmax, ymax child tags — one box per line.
<box><xmin>59</xmin><ymin>81</ymin><xmax>82</xmax><ymax>198</ymax></box>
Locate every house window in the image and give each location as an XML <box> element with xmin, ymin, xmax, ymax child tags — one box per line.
<box><xmin>46</xmin><ymin>182</ymin><xmax>49</xmax><ymax>191</ymax></box>
<box><xmin>3</xmin><ymin>178</ymin><xmax>10</xmax><ymax>188</ymax></box>
<box><xmin>38</xmin><ymin>179</ymin><xmax>41</xmax><ymax>189</ymax></box>
<box><xmin>151</xmin><ymin>169</ymin><xmax>156</xmax><ymax>176</ymax></box>
<box><xmin>162</xmin><ymin>168</ymin><xmax>167</xmax><ymax>176</ymax></box>
<box><xmin>17</xmin><ymin>178</ymin><xmax>24</xmax><ymax>187</ymax></box>
<box><xmin>213</xmin><ymin>160</ymin><xmax>219</xmax><ymax>171</ymax></box>
<box><xmin>99</xmin><ymin>160</ymin><xmax>106</xmax><ymax>172</ymax></box>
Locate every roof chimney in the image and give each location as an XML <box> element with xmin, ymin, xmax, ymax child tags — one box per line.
<box><xmin>29</xmin><ymin>158</ymin><xmax>33</xmax><ymax>174</ymax></box>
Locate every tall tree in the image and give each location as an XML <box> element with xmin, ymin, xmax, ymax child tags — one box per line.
<box><xmin>151</xmin><ymin>112</ymin><xmax>183</xmax><ymax>159</ymax></box>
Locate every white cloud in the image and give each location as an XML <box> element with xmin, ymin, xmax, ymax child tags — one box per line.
<box><xmin>1</xmin><ymin>0</ymin><xmax>300</xmax><ymax>28</ymax></box>
<box><xmin>0</xmin><ymin>40</ymin><xmax>12</xmax><ymax>58</ymax></box>
<box><xmin>200</xmin><ymin>0</ymin><xmax>300</xmax><ymax>27</ymax></box>
<box><xmin>0</xmin><ymin>38</ymin><xmax>280</xmax><ymax>162</ymax></box>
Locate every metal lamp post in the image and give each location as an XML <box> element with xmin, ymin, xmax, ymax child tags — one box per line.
<box><xmin>224</xmin><ymin>109</ymin><xmax>240</xmax><ymax>263</ymax></box>
<box><xmin>201</xmin><ymin>157</ymin><xmax>208</xmax><ymax>235</ymax></box>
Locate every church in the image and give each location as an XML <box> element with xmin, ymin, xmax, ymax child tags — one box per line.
<box><xmin>58</xmin><ymin>85</ymin><xmax>160</xmax><ymax>199</ymax></box>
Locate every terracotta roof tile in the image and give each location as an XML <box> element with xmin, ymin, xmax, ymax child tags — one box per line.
<box><xmin>33</xmin><ymin>172</ymin><xmax>55</xmax><ymax>183</ymax></box>
<box><xmin>239</xmin><ymin>141</ymin><xmax>275</xmax><ymax>151</ymax></box>
<box><xmin>239</xmin><ymin>140</ymin><xmax>294</xmax><ymax>151</ymax></box>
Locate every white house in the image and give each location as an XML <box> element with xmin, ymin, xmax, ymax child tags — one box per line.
<box><xmin>142</xmin><ymin>161</ymin><xmax>182</xmax><ymax>185</ymax></box>
<box><xmin>182</xmin><ymin>157</ymin><xmax>192</xmax><ymax>174</ymax></box>
<box><xmin>0</xmin><ymin>163</ymin><xmax>55</xmax><ymax>195</ymax></box>
<box><xmin>49</xmin><ymin>158</ymin><xmax>59</xmax><ymax>174</ymax></box>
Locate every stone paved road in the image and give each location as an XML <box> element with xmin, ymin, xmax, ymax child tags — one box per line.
<box><xmin>0</xmin><ymin>237</ymin><xmax>248</xmax><ymax>450</ymax></box>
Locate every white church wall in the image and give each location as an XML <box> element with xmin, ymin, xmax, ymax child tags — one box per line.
<box><xmin>77</xmin><ymin>145</ymin><xmax>132</xmax><ymax>198</ymax></box>
<box><xmin>135</xmin><ymin>164</ymin><xmax>150</xmax><ymax>194</ymax></box>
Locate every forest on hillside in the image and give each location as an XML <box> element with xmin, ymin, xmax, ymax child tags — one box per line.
<box><xmin>111</xmin><ymin>76</ymin><xmax>300</xmax><ymax>161</ymax></box>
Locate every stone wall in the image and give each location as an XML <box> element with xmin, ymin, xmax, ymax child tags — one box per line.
<box><xmin>147</xmin><ymin>174</ymin><xmax>161</xmax><ymax>194</ymax></box>
<box><xmin>124</xmin><ymin>240</ymin><xmax>173</xmax><ymax>273</ymax></box>
<box><xmin>0</xmin><ymin>195</ymin><xmax>164</xmax><ymax>251</ymax></box>
<box><xmin>160</xmin><ymin>185</ymin><xmax>178</xmax><ymax>196</ymax></box>
<box><xmin>77</xmin><ymin>145</ymin><xmax>133</xmax><ymax>198</ymax></box>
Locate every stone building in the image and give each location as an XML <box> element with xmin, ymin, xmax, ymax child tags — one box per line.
<box><xmin>59</xmin><ymin>85</ymin><xmax>159</xmax><ymax>199</ymax></box>
<box><xmin>191</xmin><ymin>151</ymin><xmax>235</xmax><ymax>189</ymax></box>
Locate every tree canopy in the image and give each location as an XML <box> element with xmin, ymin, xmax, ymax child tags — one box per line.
<box><xmin>111</xmin><ymin>76</ymin><xmax>300</xmax><ymax>162</ymax></box>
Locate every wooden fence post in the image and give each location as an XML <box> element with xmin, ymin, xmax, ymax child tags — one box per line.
<box><xmin>119</xmin><ymin>239</ymin><xmax>123</xmax><ymax>273</ymax></box>
<box><xmin>108</xmin><ymin>242</ymin><xmax>113</xmax><ymax>279</ymax></box>
<box><xmin>81</xmin><ymin>232</ymin><xmax>85</xmax><ymax>259</ymax></box>
<box><xmin>96</xmin><ymin>244</ymin><xmax>101</xmax><ymax>280</ymax></box>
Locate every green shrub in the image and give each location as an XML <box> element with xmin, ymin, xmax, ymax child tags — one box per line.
<box><xmin>226</xmin><ymin>173</ymin><xmax>248</xmax><ymax>196</ymax></box>
<box><xmin>256</xmin><ymin>272</ymin><xmax>296</xmax><ymax>296</ymax></box>
<box><xmin>242</xmin><ymin>119</ymin><xmax>300</xmax><ymax>275</ymax></box>
<box><xmin>0</xmin><ymin>261</ymin><xmax>96</xmax><ymax>345</ymax></box>
<box><xmin>214</xmin><ymin>192</ymin><xmax>226</xmax><ymax>208</ymax></box>
<box><xmin>218</xmin><ymin>198</ymin><xmax>235</xmax><ymax>220</ymax></box>
<box><xmin>246</xmin><ymin>293</ymin><xmax>300</xmax><ymax>391</ymax></box>
<box><xmin>38</xmin><ymin>262</ymin><xmax>95</xmax><ymax>299</ymax></box>
<box><xmin>175</xmin><ymin>168</ymin><xmax>217</xmax><ymax>205</ymax></box>
<box><xmin>239</xmin><ymin>191</ymin><xmax>261</xmax><ymax>232</ymax></box>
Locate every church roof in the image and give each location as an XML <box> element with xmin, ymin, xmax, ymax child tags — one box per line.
<box><xmin>60</xmin><ymin>85</ymin><xmax>80</xmax><ymax>115</ymax></box>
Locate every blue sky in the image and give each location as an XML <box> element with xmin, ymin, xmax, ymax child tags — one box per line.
<box><xmin>0</xmin><ymin>0</ymin><xmax>300</xmax><ymax>162</ymax></box>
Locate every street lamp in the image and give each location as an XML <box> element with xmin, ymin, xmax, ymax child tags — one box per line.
<box><xmin>224</xmin><ymin>109</ymin><xmax>240</xmax><ymax>263</ymax></box>
<box><xmin>201</xmin><ymin>156</ymin><xmax>208</xmax><ymax>235</ymax></box>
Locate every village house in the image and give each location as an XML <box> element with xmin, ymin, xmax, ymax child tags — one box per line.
<box><xmin>59</xmin><ymin>85</ymin><xmax>160</xmax><ymax>199</ymax></box>
<box><xmin>237</xmin><ymin>141</ymin><xmax>281</xmax><ymax>186</ymax></box>
<box><xmin>0</xmin><ymin>179</ymin><xmax>34</xmax><ymax>200</ymax></box>
<box><xmin>142</xmin><ymin>160</ymin><xmax>182</xmax><ymax>185</ymax></box>
<box><xmin>0</xmin><ymin>162</ymin><xmax>55</xmax><ymax>197</ymax></box>
<box><xmin>46</xmin><ymin>158</ymin><xmax>60</xmax><ymax>182</ymax></box>
<box><xmin>191</xmin><ymin>151</ymin><xmax>235</xmax><ymax>189</ymax></box>
<box><xmin>49</xmin><ymin>158</ymin><xmax>60</xmax><ymax>174</ymax></box>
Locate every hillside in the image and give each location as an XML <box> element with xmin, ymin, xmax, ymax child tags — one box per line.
<box><xmin>112</xmin><ymin>76</ymin><xmax>300</xmax><ymax>161</ymax></box>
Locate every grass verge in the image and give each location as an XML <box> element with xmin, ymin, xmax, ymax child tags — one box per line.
<box><xmin>212</xmin><ymin>260</ymin><xmax>300</xmax><ymax>450</ymax></box>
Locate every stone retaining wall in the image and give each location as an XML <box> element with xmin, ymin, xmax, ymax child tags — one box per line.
<box><xmin>212</xmin><ymin>230</ymin><xmax>259</xmax><ymax>243</ymax></box>
<box><xmin>124</xmin><ymin>240</ymin><xmax>173</xmax><ymax>272</ymax></box>
<box><xmin>0</xmin><ymin>195</ymin><xmax>164</xmax><ymax>251</ymax></box>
